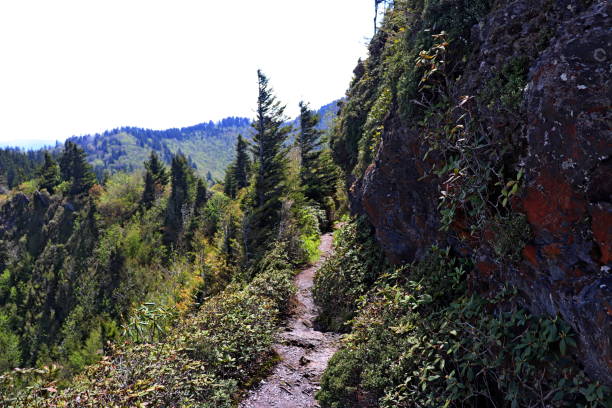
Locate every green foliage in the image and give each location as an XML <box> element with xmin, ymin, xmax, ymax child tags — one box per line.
<box><xmin>247</xmin><ymin>70</ymin><xmax>292</xmax><ymax>258</ymax></box>
<box><xmin>490</xmin><ymin>213</ymin><xmax>531</xmax><ymax>262</ymax></box>
<box><xmin>313</xmin><ymin>218</ymin><xmax>387</xmax><ymax>332</ymax></box>
<box><xmin>59</xmin><ymin>141</ymin><xmax>97</xmax><ymax>195</ymax></box>
<box><xmin>144</xmin><ymin>151</ymin><xmax>169</xmax><ymax>186</ymax></box>
<box><xmin>96</xmin><ymin>171</ymin><xmax>143</xmax><ymax>222</ymax></box>
<box><xmin>223</xmin><ymin>163</ymin><xmax>237</xmax><ymax>198</ymax></box>
<box><xmin>0</xmin><ymin>148</ymin><xmax>46</xmax><ymax>190</ymax></box>
<box><xmin>37</xmin><ymin>152</ymin><xmax>60</xmax><ymax>194</ymax></box>
<box><xmin>0</xmin><ymin>312</ymin><xmax>21</xmax><ymax>371</ymax></box>
<box><xmin>295</xmin><ymin>205</ymin><xmax>324</xmax><ymax>264</ymax></box>
<box><xmin>0</xmin><ymin>240</ymin><xmax>298</xmax><ymax>407</ymax></box>
<box><xmin>298</xmin><ymin>102</ymin><xmax>324</xmax><ymax>193</ymax></box>
<box><xmin>355</xmin><ymin>86</ymin><xmax>392</xmax><ymax>175</ymax></box>
<box><xmin>316</xmin><ymin>235</ymin><xmax>612</xmax><ymax>407</ymax></box>
<box><xmin>234</xmin><ymin>134</ymin><xmax>250</xmax><ymax>192</ymax></box>
<box><xmin>121</xmin><ymin>302</ymin><xmax>174</xmax><ymax>344</ymax></box>
<box><xmin>482</xmin><ymin>56</ymin><xmax>530</xmax><ymax>111</ymax></box>
<box><xmin>141</xmin><ymin>151</ymin><xmax>169</xmax><ymax>209</ymax></box>
<box><xmin>298</xmin><ymin>102</ymin><xmax>342</xmax><ymax>227</ymax></box>
<box><xmin>164</xmin><ymin>153</ymin><xmax>196</xmax><ymax>247</ymax></box>
<box><xmin>332</xmin><ymin>0</ymin><xmax>492</xmax><ymax>178</ymax></box>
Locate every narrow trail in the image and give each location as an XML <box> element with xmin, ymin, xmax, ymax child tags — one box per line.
<box><xmin>240</xmin><ymin>232</ymin><xmax>340</xmax><ymax>408</ymax></box>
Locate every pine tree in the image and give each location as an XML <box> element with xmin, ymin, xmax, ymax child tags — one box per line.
<box><xmin>184</xmin><ymin>178</ymin><xmax>208</xmax><ymax>254</ymax></box>
<box><xmin>194</xmin><ymin>179</ymin><xmax>208</xmax><ymax>216</ymax></box>
<box><xmin>59</xmin><ymin>141</ymin><xmax>96</xmax><ymax>195</ymax></box>
<box><xmin>144</xmin><ymin>151</ymin><xmax>169</xmax><ymax>186</ymax></box>
<box><xmin>224</xmin><ymin>164</ymin><xmax>237</xmax><ymax>198</ymax></box>
<box><xmin>163</xmin><ymin>153</ymin><xmax>194</xmax><ymax>247</ymax></box>
<box><xmin>141</xmin><ymin>171</ymin><xmax>156</xmax><ymax>210</ymax></box>
<box><xmin>234</xmin><ymin>135</ymin><xmax>250</xmax><ymax>191</ymax></box>
<box><xmin>38</xmin><ymin>152</ymin><xmax>60</xmax><ymax>194</ymax></box>
<box><xmin>141</xmin><ymin>152</ymin><xmax>169</xmax><ymax>209</ymax></box>
<box><xmin>247</xmin><ymin>70</ymin><xmax>292</xmax><ymax>257</ymax></box>
<box><xmin>298</xmin><ymin>101</ymin><xmax>324</xmax><ymax>202</ymax></box>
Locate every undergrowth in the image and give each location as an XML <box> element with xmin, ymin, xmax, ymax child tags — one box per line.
<box><xmin>313</xmin><ymin>218</ymin><xmax>387</xmax><ymax>332</ymax></box>
<box><xmin>317</xmin><ymin>235</ymin><xmax>612</xmax><ymax>408</ymax></box>
<box><xmin>0</xmin><ymin>242</ymin><xmax>297</xmax><ymax>408</ymax></box>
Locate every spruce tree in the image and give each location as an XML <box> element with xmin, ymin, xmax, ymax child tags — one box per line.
<box><xmin>59</xmin><ymin>141</ymin><xmax>96</xmax><ymax>195</ymax></box>
<box><xmin>141</xmin><ymin>171</ymin><xmax>156</xmax><ymax>210</ymax></box>
<box><xmin>247</xmin><ymin>70</ymin><xmax>292</xmax><ymax>257</ymax></box>
<box><xmin>141</xmin><ymin>152</ymin><xmax>169</xmax><ymax>209</ymax></box>
<box><xmin>144</xmin><ymin>151</ymin><xmax>169</xmax><ymax>186</ymax></box>
<box><xmin>163</xmin><ymin>153</ymin><xmax>194</xmax><ymax>247</ymax></box>
<box><xmin>234</xmin><ymin>135</ymin><xmax>250</xmax><ymax>191</ymax></box>
<box><xmin>184</xmin><ymin>178</ymin><xmax>208</xmax><ymax>254</ymax></box>
<box><xmin>38</xmin><ymin>152</ymin><xmax>60</xmax><ymax>194</ymax></box>
<box><xmin>194</xmin><ymin>179</ymin><xmax>208</xmax><ymax>216</ymax></box>
<box><xmin>59</xmin><ymin>141</ymin><xmax>75</xmax><ymax>182</ymax></box>
<box><xmin>297</xmin><ymin>101</ymin><xmax>324</xmax><ymax>202</ymax></box>
<box><xmin>224</xmin><ymin>164</ymin><xmax>237</xmax><ymax>198</ymax></box>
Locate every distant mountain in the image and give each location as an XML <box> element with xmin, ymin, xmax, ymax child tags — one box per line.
<box><xmin>0</xmin><ymin>139</ymin><xmax>56</xmax><ymax>150</ymax></box>
<box><xmin>66</xmin><ymin>117</ymin><xmax>252</xmax><ymax>181</ymax></box>
<box><xmin>0</xmin><ymin>102</ymin><xmax>340</xmax><ymax>187</ymax></box>
<box><xmin>66</xmin><ymin>102</ymin><xmax>340</xmax><ymax>181</ymax></box>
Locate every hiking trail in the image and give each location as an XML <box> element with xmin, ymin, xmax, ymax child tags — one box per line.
<box><xmin>240</xmin><ymin>232</ymin><xmax>340</xmax><ymax>408</ymax></box>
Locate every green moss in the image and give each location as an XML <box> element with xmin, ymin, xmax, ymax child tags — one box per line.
<box><xmin>332</xmin><ymin>0</ymin><xmax>492</xmax><ymax>178</ymax></box>
<box><xmin>482</xmin><ymin>56</ymin><xmax>531</xmax><ymax>111</ymax></box>
<box><xmin>490</xmin><ymin>213</ymin><xmax>531</xmax><ymax>262</ymax></box>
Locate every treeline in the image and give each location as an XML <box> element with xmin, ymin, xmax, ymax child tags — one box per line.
<box><xmin>0</xmin><ymin>148</ymin><xmax>47</xmax><ymax>190</ymax></box>
<box><xmin>0</xmin><ymin>69</ymin><xmax>342</xmax><ymax>407</ymax></box>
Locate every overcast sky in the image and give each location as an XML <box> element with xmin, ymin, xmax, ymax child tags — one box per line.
<box><xmin>0</xmin><ymin>1</ymin><xmax>372</xmax><ymax>144</ymax></box>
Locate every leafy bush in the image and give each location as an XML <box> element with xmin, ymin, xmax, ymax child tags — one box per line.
<box><xmin>313</xmin><ymin>218</ymin><xmax>387</xmax><ymax>332</ymax></box>
<box><xmin>0</xmin><ymin>241</ymin><xmax>297</xmax><ymax>407</ymax></box>
<box><xmin>317</xmin><ymin>240</ymin><xmax>612</xmax><ymax>408</ymax></box>
<box><xmin>0</xmin><ymin>312</ymin><xmax>21</xmax><ymax>371</ymax></box>
<box><xmin>96</xmin><ymin>172</ymin><xmax>143</xmax><ymax>222</ymax></box>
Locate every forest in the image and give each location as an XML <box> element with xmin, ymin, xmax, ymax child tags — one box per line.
<box><xmin>0</xmin><ymin>0</ymin><xmax>610</xmax><ymax>407</ymax></box>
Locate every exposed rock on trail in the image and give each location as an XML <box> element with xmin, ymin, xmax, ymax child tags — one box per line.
<box><xmin>240</xmin><ymin>232</ymin><xmax>340</xmax><ymax>408</ymax></box>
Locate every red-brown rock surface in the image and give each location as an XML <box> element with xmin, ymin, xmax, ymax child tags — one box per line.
<box><xmin>351</xmin><ymin>0</ymin><xmax>612</xmax><ymax>385</ymax></box>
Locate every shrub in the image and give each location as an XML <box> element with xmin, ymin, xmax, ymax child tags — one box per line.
<box><xmin>0</xmin><ymin>312</ymin><xmax>21</xmax><ymax>372</ymax></box>
<box><xmin>317</xmin><ymin>242</ymin><xmax>612</xmax><ymax>408</ymax></box>
<box><xmin>313</xmin><ymin>218</ymin><xmax>387</xmax><ymax>332</ymax></box>
<box><xmin>0</xmin><ymin>241</ymin><xmax>298</xmax><ymax>407</ymax></box>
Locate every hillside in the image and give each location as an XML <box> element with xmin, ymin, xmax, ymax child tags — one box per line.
<box><xmin>0</xmin><ymin>1</ymin><xmax>610</xmax><ymax>407</ymax></box>
<box><xmin>67</xmin><ymin>118</ymin><xmax>251</xmax><ymax>181</ymax></box>
<box><xmin>67</xmin><ymin>102</ymin><xmax>339</xmax><ymax>181</ymax></box>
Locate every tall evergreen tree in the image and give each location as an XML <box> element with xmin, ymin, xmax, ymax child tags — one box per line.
<box><xmin>141</xmin><ymin>151</ymin><xmax>169</xmax><ymax>209</ymax></box>
<box><xmin>141</xmin><ymin>171</ymin><xmax>156</xmax><ymax>210</ymax></box>
<box><xmin>184</xmin><ymin>178</ymin><xmax>208</xmax><ymax>254</ymax></box>
<box><xmin>223</xmin><ymin>164</ymin><xmax>237</xmax><ymax>199</ymax></box>
<box><xmin>144</xmin><ymin>151</ymin><xmax>169</xmax><ymax>186</ymax></box>
<box><xmin>234</xmin><ymin>134</ymin><xmax>250</xmax><ymax>191</ymax></box>
<box><xmin>59</xmin><ymin>141</ymin><xmax>96</xmax><ymax>195</ymax></box>
<box><xmin>194</xmin><ymin>179</ymin><xmax>208</xmax><ymax>216</ymax></box>
<box><xmin>297</xmin><ymin>101</ymin><xmax>325</xmax><ymax>202</ymax></box>
<box><xmin>163</xmin><ymin>153</ymin><xmax>194</xmax><ymax>247</ymax></box>
<box><xmin>38</xmin><ymin>152</ymin><xmax>60</xmax><ymax>194</ymax></box>
<box><xmin>247</xmin><ymin>70</ymin><xmax>292</xmax><ymax>257</ymax></box>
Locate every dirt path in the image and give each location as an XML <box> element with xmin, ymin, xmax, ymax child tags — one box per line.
<box><xmin>240</xmin><ymin>232</ymin><xmax>340</xmax><ymax>408</ymax></box>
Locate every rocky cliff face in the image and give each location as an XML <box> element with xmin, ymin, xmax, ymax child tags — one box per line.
<box><xmin>343</xmin><ymin>0</ymin><xmax>611</xmax><ymax>385</ymax></box>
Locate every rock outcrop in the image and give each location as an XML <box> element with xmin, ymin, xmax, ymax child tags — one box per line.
<box><xmin>350</xmin><ymin>0</ymin><xmax>611</xmax><ymax>385</ymax></box>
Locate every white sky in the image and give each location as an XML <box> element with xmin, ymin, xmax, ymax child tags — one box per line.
<box><xmin>0</xmin><ymin>0</ymin><xmax>372</xmax><ymax>144</ymax></box>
